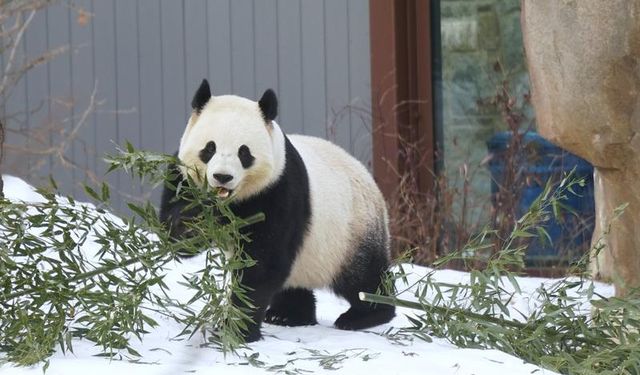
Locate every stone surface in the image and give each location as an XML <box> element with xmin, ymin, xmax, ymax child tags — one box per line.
<box><xmin>522</xmin><ymin>0</ymin><xmax>640</xmax><ymax>296</ymax></box>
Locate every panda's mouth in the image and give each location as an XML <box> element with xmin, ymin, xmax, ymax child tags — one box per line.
<box><xmin>215</xmin><ymin>187</ymin><xmax>233</xmax><ymax>199</ymax></box>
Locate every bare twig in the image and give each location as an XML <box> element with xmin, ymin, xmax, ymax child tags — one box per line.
<box><xmin>0</xmin><ymin>9</ymin><xmax>37</xmax><ymax>99</ymax></box>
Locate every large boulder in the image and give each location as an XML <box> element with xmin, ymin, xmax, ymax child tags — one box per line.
<box><xmin>521</xmin><ymin>1</ymin><xmax>640</xmax><ymax>296</ymax></box>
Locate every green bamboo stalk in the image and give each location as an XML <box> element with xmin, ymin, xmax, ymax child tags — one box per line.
<box><xmin>2</xmin><ymin>249</ymin><xmax>169</xmax><ymax>302</ymax></box>
<box><xmin>359</xmin><ymin>292</ymin><xmax>600</xmax><ymax>346</ymax></box>
<box><xmin>359</xmin><ymin>292</ymin><xmax>527</xmax><ymax>328</ymax></box>
<box><xmin>1</xmin><ymin>211</ymin><xmax>264</xmax><ymax>303</ymax></box>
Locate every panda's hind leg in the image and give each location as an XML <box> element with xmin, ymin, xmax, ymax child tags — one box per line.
<box><xmin>332</xmin><ymin>234</ymin><xmax>396</xmax><ymax>331</ymax></box>
<box><xmin>264</xmin><ymin>288</ymin><xmax>318</xmax><ymax>326</ymax></box>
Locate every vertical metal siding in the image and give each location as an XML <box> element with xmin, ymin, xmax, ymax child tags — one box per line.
<box><xmin>348</xmin><ymin>0</ymin><xmax>373</xmax><ymax>167</ymax></box>
<box><xmin>70</xmin><ymin>0</ymin><xmax>96</xmax><ymax>182</ymax></box>
<box><xmin>23</xmin><ymin>10</ymin><xmax>48</xmax><ymax>174</ymax></box>
<box><xmin>91</xmin><ymin>0</ymin><xmax>125</xmax><ymax>209</ymax></box>
<box><xmin>300</xmin><ymin>0</ymin><xmax>327</xmax><ymax>140</ymax></box>
<box><xmin>47</xmin><ymin>4</ymin><xmax>74</xmax><ymax>195</ymax></box>
<box><xmin>2</xmin><ymin>0</ymin><xmax>372</xmax><ymax>211</ymax></box>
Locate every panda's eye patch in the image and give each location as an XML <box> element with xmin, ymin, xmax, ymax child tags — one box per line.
<box><xmin>238</xmin><ymin>145</ymin><xmax>255</xmax><ymax>169</ymax></box>
<box><xmin>199</xmin><ymin>141</ymin><xmax>216</xmax><ymax>163</ymax></box>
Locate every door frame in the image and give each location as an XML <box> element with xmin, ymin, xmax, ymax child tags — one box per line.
<box><xmin>369</xmin><ymin>0</ymin><xmax>436</xmax><ymax>200</ymax></box>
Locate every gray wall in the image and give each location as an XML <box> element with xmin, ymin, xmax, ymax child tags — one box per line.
<box><xmin>2</xmin><ymin>0</ymin><xmax>372</xmax><ymax>212</ymax></box>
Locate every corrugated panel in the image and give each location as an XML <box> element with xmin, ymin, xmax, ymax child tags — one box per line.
<box><xmin>91</xmin><ymin>0</ymin><xmax>120</xmax><ymax>209</ymax></box>
<box><xmin>3</xmin><ymin>20</ymin><xmax>30</xmax><ymax>177</ymax></box>
<box><xmin>324</xmin><ymin>0</ymin><xmax>351</xmax><ymax>152</ymax></box>
<box><xmin>136</xmin><ymin>0</ymin><xmax>164</xmax><ymax>206</ymax></box>
<box><xmin>2</xmin><ymin>0</ymin><xmax>372</xmax><ymax>212</ymax></box>
<box><xmin>115</xmin><ymin>0</ymin><xmax>142</xmax><ymax>203</ymax></box>
<box><xmin>47</xmin><ymin>3</ymin><xmax>74</xmax><ymax>196</ymax></box>
<box><xmin>276</xmin><ymin>0</ymin><xmax>303</xmax><ymax>134</ymax></box>
<box><xmin>230</xmin><ymin>0</ymin><xmax>256</xmax><ymax>99</ymax></box>
<box><xmin>22</xmin><ymin>9</ymin><xmax>49</xmax><ymax>176</ymax></box>
<box><xmin>348</xmin><ymin>0</ymin><xmax>373</xmax><ymax>168</ymax></box>
<box><xmin>300</xmin><ymin>0</ymin><xmax>327</xmax><ymax>139</ymax></box>
<box><xmin>207</xmin><ymin>0</ymin><xmax>232</xmax><ymax>93</ymax></box>
<box><xmin>137</xmin><ymin>0</ymin><xmax>163</xmax><ymax>154</ymax></box>
<box><xmin>184</xmin><ymin>0</ymin><xmax>209</xmax><ymax>110</ymax></box>
<box><xmin>70</xmin><ymin>0</ymin><xmax>97</xmax><ymax>182</ymax></box>
<box><xmin>253</xmin><ymin>0</ymin><xmax>279</xmax><ymax>100</ymax></box>
<box><xmin>159</xmin><ymin>0</ymin><xmax>186</xmax><ymax>155</ymax></box>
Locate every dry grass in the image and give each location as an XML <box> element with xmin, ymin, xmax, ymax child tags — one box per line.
<box><xmin>382</xmin><ymin>63</ymin><xmax>547</xmax><ymax>268</ymax></box>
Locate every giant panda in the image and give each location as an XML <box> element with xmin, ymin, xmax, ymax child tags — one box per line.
<box><xmin>160</xmin><ymin>79</ymin><xmax>395</xmax><ymax>342</ymax></box>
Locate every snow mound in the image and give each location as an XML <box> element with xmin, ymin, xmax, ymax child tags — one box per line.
<box><xmin>2</xmin><ymin>175</ymin><xmax>47</xmax><ymax>203</ymax></box>
<box><xmin>2</xmin><ymin>175</ymin><xmax>610</xmax><ymax>375</ymax></box>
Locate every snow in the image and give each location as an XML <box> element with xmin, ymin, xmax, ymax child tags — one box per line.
<box><xmin>0</xmin><ymin>175</ymin><xmax>614</xmax><ymax>375</ymax></box>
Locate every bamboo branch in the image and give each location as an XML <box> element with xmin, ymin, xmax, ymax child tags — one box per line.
<box><xmin>358</xmin><ymin>292</ymin><xmax>601</xmax><ymax>346</ymax></box>
<box><xmin>1</xmin><ymin>251</ymin><xmax>168</xmax><ymax>303</ymax></box>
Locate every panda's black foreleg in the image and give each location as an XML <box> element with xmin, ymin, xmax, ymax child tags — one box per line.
<box><xmin>232</xmin><ymin>288</ymin><xmax>273</xmax><ymax>342</ymax></box>
<box><xmin>233</xmin><ymin>264</ymin><xmax>289</xmax><ymax>343</ymax></box>
<box><xmin>158</xmin><ymin>158</ymin><xmax>206</xmax><ymax>257</ymax></box>
<box><xmin>264</xmin><ymin>288</ymin><xmax>317</xmax><ymax>326</ymax></box>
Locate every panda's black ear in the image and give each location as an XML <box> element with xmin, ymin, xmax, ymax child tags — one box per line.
<box><xmin>258</xmin><ymin>89</ymin><xmax>278</xmax><ymax>122</ymax></box>
<box><xmin>191</xmin><ymin>79</ymin><xmax>211</xmax><ymax>114</ymax></box>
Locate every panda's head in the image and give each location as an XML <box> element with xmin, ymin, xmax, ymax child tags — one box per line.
<box><xmin>177</xmin><ymin>79</ymin><xmax>285</xmax><ymax>201</ymax></box>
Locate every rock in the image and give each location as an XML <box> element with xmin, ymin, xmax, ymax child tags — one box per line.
<box><xmin>521</xmin><ymin>1</ymin><xmax>640</xmax><ymax>296</ymax></box>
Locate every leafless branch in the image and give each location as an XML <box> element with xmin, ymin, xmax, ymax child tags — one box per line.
<box><xmin>0</xmin><ymin>10</ymin><xmax>36</xmax><ymax>94</ymax></box>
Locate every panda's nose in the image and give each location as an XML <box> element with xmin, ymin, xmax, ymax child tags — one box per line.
<box><xmin>213</xmin><ymin>173</ymin><xmax>233</xmax><ymax>184</ymax></box>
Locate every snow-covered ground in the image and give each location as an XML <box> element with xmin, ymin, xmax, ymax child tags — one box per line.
<box><xmin>0</xmin><ymin>176</ymin><xmax>614</xmax><ymax>375</ymax></box>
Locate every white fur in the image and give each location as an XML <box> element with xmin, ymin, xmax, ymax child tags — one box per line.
<box><xmin>284</xmin><ymin>135</ymin><xmax>389</xmax><ymax>288</ymax></box>
<box><xmin>178</xmin><ymin>94</ymin><xmax>389</xmax><ymax>289</ymax></box>
<box><xmin>178</xmin><ymin>95</ymin><xmax>285</xmax><ymax>201</ymax></box>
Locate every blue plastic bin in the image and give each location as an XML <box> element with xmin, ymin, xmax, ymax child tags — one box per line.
<box><xmin>486</xmin><ymin>132</ymin><xmax>595</xmax><ymax>264</ymax></box>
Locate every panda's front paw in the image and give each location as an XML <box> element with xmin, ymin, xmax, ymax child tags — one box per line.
<box><xmin>209</xmin><ymin>322</ymin><xmax>262</xmax><ymax>343</ymax></box>
<box><xmin>264</xmin><ymin>309</ymin><xmax>289</xmax><ymax>325</ymax></box>
<box><xmin>264</xmin><ymin>308</ymin><xmax>317</xmax><ymax>327</ymax></box>
<box><xmin>243</xmin><ymin>328</ymin><xmax>262</xmax><ymax>343</ymax></box>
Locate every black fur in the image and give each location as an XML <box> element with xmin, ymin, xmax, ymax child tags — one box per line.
<box><xmin>264</xmin><ymin>288</ymin><xmax>317</xmax><ymax>326</ymax></box>
<box><xmin>238</xmin><ymin>145</ymin><xmax>255</xmax><ymax>169</ymax></box>
<box><xmin>199</xmin><ymin>141</ymin><xmax>216</xmax><ymax>163</ymax></box>
<box><xmin>159</xmin><ymin>152</ymin><xmax>200</xmax><ymax>243</ymax></box>
<box><xmin>258</xmin><ymin>89</ymin><xmax>278</xmax><ymax>122</ymax></box>
<box><xmin>159</xmin><ymin>136</ymin><xmax>311</xmax><ymax>342</ymax></box>
<box><xmin>191</xmin><ymin>79</ymin><xmax>211</xmax><ymax>113</ymax></box>
<box><xmin>331</xmin><ymin>224</ymin><xmax>396</xmax><ymax>330</ymax></box>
